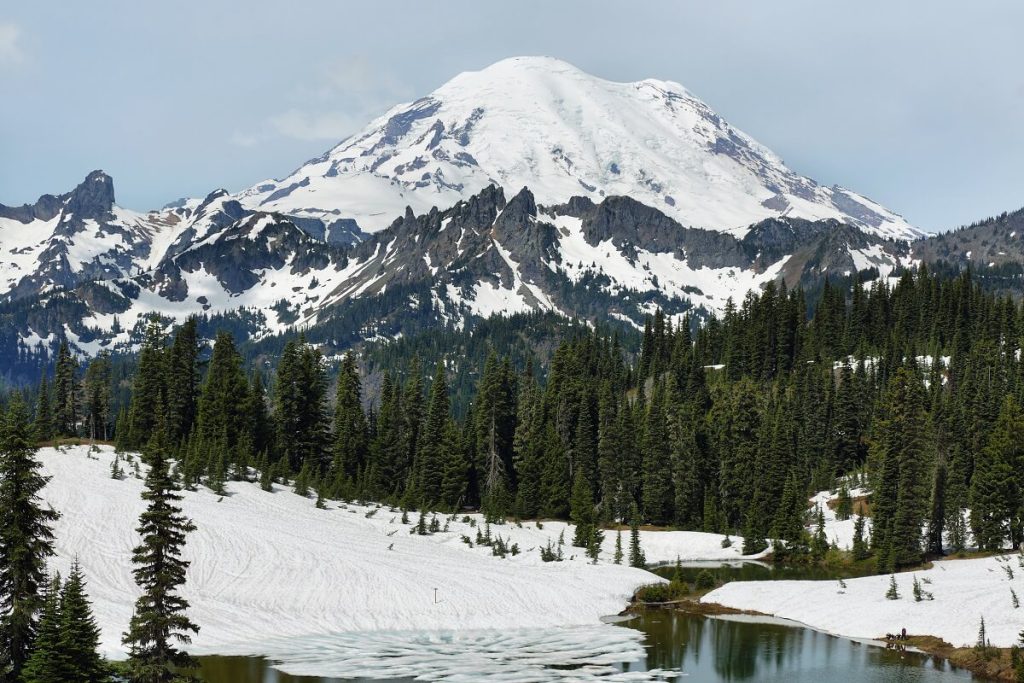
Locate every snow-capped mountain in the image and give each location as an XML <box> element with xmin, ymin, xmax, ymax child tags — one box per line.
<box><xmin>1</xmin><ymin>56</ymin><xmax>946</xmax><ymax>377</ymax></box>
<box><xmin>1</xmin><ymin>177</ymin><xmax>915</xmax><ymax>374</ymax></box>
<box><xmin>0</xmin><ymin>172</ymin><xmax>364</xmax><ymax>303</ymax></box>
<box><xmin>238</xmin><ymin>56</ymin><xmax>921</xmax><ymax>240</ymax></box>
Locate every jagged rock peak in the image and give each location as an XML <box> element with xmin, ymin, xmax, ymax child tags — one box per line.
<box><xmin>66</xmin><ymin>170</ymin><xmax>115</xmax><ymax>219</ymax></box>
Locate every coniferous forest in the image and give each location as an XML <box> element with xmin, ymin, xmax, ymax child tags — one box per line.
<box><xmin>7</xmin><ymin>266</ymin><xmax>1024</xmax><ymax>567</ymax></box>
<box><xmin>4</xmin><ymin>265</ymin><xmax>1024</xmax><ymax>679</ymax></box>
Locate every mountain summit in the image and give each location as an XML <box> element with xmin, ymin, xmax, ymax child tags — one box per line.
<box><xmin>238</xmin><ymin>56</ymin><xmax>921</xmax><ymax>239</ymax></box>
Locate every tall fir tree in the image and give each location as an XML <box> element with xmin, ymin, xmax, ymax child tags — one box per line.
<box><xmin>20</xmin><ymin>573</ymin><xmax>64</xmax><ymax>683</ymax></box>
<box><xmin>870</xmin><ymin>367</ymin><xmax>933</xmax><ymax>569</ymax></box>
<box><xmin>122</xmin><ymin>420</ymin><xmax>199</xmax><ymax>682</ymax></box>
<box><xmin>0</xmin><ymin>395</ymin><xmax>60</xmax><ymax>679</ymax></box>
<box><xmin>970</xmin><ymin>396</ymin><xmax>1024</xmax><ymax>551</ymax></box>
<box><xmin>32</xmin><ymin>372</ymin><xmax>54</xmax><ymax>444</ymax></box>
<box><xmin>164</xmin><ymin>318</ymin><xmax>201</xmax><ymax>444</ymax></box>
<box><xmin>82</xmin><ymin>352</ymin><xmax>113</xmax><ymax>442</ymax></box>
<box><xmin>331</xmin><ymin>352</ymin><xmax>368</xmax><ymax>490</ymax></box>
<box><xmin>416</xmin><ymin>361</ymin><xmax>449</xmax><ymax>505</ymax></box>
<box><xmin>196</xmin><ymin>331</ymin><xmax>249</xmax><ymax>450</ymax></box>
<box><xmin>127</xmin><ymin>317</ymin><xmax>167</xmax><ymax>451</ymax></box>
<box><xmin>52</xmin><ymin>340</ymin><xmax>80</xmax><ymax>437</ymax></box>
<box><xmin>57</xmin><ymin>560</ymin><xmax>107</xmax><ymax>682</ymax></box>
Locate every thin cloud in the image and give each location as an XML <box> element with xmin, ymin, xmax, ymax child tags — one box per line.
<box><xmin>267</xmin><ymin>109</ymin><xmax>364</xmax><ymax>142</ymax></box>
<box><xmin>0</xmin><ymin>22</ymin><xmax>23</xmax><ymax>65</ymax></box>
<box><xmin>256</xmin><ymin>56</ymin><xmax>411</xmax><ymax>143</ymax></box>
<box><xmin>228</xmin><ymin>130</ymin><xmax>260</xmax><ymax>148</ymax></box>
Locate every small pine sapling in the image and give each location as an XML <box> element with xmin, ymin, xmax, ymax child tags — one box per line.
<box><xmin>976</xmin><ymin>616</ymin><xmax>989</xmax><ymax>653</ymax></box>
<box><xmin>886</xmin><ymin>574</ymin><xmax>900</xmax><ymax>600</ymax></box>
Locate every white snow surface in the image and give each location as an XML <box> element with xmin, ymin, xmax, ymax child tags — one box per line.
<box><xmin>704</xmin><ymin>487</ymin><xmax>1020</xmax><ymax>648</ymax></box>
<box><xmin>238</xmin><ymin>57</ymin><xmax>920</xmax><ymax>240</ymax></box>
<box><xmin>810</xmin><ymin>487</ymin><xmax>871</xmax><ymax>551</ymax></box>
<box><xmin>703</xmin><ymin>554</ymin><xmax>1024</xmax><ymax>647</ymax></box>
<box><xmin>39</xmin><ymin>445</ymin><xmax>756</xmax><ymax>666</ymax></box>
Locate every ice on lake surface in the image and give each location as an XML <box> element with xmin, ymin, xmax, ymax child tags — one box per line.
<box><xmin>244</xmin><ymin>624</ymin><xmax>679</xmax><ymax>681</ymax></box>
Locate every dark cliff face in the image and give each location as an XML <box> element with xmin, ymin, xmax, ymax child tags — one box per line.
<box><xmin>152</xmin><ymin>213</ymin><xmax>341</xmax><ymax>303</ymax></box>
<box><xmin>64</xmin><ymin>170</ymin><xmax>116</xmax><ymax>221</ymax></box>
<box><xmin>0</xmin><ymin>192</ymin><xmax>65</xmax><ymax>223</ymax></box>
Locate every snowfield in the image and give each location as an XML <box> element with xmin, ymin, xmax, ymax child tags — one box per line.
<box><xmin>710</xmin><ymin>486</ymin><xmax>1023</xmax><ymax>648</ymax></box>
<box><xmin>39</xmin><ymin>443</ymin><xmax>1016</xmax><ymax>678</ymax></box>
<box><xmin>704</xmin><ymin>554</ymin><xmax>1024</xmax><ymax>648</ymax></box>
<box><xmin>38</xmin><ymin>445</ymin><xmax>741</xmax><ymax>665</ymax></box>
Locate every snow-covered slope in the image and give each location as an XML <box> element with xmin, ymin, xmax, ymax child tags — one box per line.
<box><xmin>0</xmin><ymin>171</ymin><xmax>179</xmax><ymax>299</ymax></box>
<box><xmin>239</xmin><ymin>56</ymin><xmax>921</xmax><ymax>240</ymax></box>
<box><xmin>0</xmin><ymin>173</ymin><xmax>365</xmax><ymax>304</ymax></box>
<box><xmin>39</xmin><ymin>445</ymin><xmax>755</xmax><ymax>666</ymax></box>
<box><xmin>704</xmin><ymin>554</ymin><xmax>1024</xmax><ymax>647</ymax></box>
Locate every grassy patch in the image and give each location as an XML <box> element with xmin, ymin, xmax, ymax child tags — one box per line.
<box><xmin>904</xmin><ymin>636</ymin><xmax>1021</xmax><ymax>681</ymax></box>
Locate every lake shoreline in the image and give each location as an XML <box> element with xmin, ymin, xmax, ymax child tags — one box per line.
<box><xmin>676</xmin><ymin>597</ymin><xmax>1018</xmax><ymax>682</ymax></box>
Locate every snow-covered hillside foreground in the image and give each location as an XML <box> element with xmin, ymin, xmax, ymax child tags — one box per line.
<box><xmin>703</xmin><ymin>486</ymin><xmax>1024</xmax><ymax>649</ymax></box>
<box><xmin>704</xmin><ymin>554</ymin><xmax>1024</xmax><ymax>648</ymax></box>
<box><xmin>39</xmin><ymin>445</ymin><xmax>747</xmax><ymax>673</ymax></box>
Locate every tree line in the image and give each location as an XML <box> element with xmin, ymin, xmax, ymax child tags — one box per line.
<box><xmin>14</xmin><ymin>266</ymin><xmax>1024</xmax><ymax>575</ymax></box>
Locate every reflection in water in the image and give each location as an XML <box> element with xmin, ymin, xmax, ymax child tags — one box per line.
<box><xmin>196</xmin><ymin>609</ymin><xmax>973</xmax><ymax>682</ymax></box>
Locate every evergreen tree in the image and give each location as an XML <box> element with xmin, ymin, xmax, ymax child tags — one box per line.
<box><xmin>127</xmin><ymin>317</ymin><xmax>167</xmax><ymax>450</ymax></box>
<box><xmin>926</xmin><ymin>457</ymin><xmax>947</xmax><ymax>556</ymax></box>
<box><xmin>331</xmin><ymin>352</ymin><xmax>368</xmax><ymax>489</ymax></box>
<box><xmin>164</xmin><ymin>318</ymin><xmax>201</xmax><ymax>444</ymax></box>
<box><xmin>641</xmin><ymin>380</ymin><xmax>673</xmax><ymax>524</ymax></box>
<box><xmin>810</xmin><ymin>506</ymin><xmax>829</xmax><ymax>560</ymax></box>
<box><xmin>835</xmin><ymin>484</ymin><xmax>853</xmax><ymax>521</ymax></box>
<box><xmin>628</xmin><ymin>506</ymin><xmax>646</xmax><ymax>569</ymax></box>
<box><xmin>970</xmin><ymin>396</ymin><xmax>1023</xmax><ymax>551</ymax></box>
<box><xmin>32</xmin><ymin>372</ymin><xmax>54</xmax><ymax>443</ymax></box>
<box><xmin>52</xmin><ymin>340</ymin><xmax>80</xmax><ymax>437</ymax></box>
<box><xmin>274</xmin><ymin>339</ymin><xmax>329</xmax><ymax>473</ymax></box>
<box><xmin>570</xmin><ymin>465</ymin><xmax>595</xmax><ymax>548</ymax></box>
<box><xmin>474</xmin><ymin>352</ymin><xmax>515</xmax><ymax>518</ymax></box>
<box><xmin>416</xmin><ymin>362</ymin><xmax>449</xmax><ymax>506</ymax></box>
<box><xmin>196</xmin><ymin>332</ymin><xmax>249</xmax><ymax>451</ymax></box>
<box><xmin>21</xmin><ymin>574</ymin><xmax>64</xmax><ymax>683</ymax></box>
<box><xmin>852</xmin><ymin>515</ymin><xmax>871</xmax><ymax>560</ymax></box>
<box><xmin>122</xmin><ymin>424</ymin><xmax>199</xmax><ymax>682</ymax></box>
<box><xmin>82</xmin><ymin>353</ymin><xmax>113</xmax><ymax>442</ymax></box>
<box><xmin>871</xmin><ymin>367</ymin><xmax>932</xmax><ymax>569</ymax></box>
<box><xmin>885</xmin><ymin>574</ymin><xmax>900</xmax><ymax>600</ymax></box>
<box><xmin>0</xmin><ymin>395</ymin><xmax>60</xmax><ymax>679</ymax></box>
<box><xmin>57</xmin><ymin>560</ymin><xmax>107</xmax><ymax>682</ymax></box>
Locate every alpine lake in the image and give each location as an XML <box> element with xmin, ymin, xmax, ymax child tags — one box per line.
<box><xmin>193</xmin><ymin>561</ymin><xmax>973</xmax><ymax>682</ymax></box>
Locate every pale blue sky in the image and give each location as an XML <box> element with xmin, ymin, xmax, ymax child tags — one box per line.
<box><xmin>2</xmin><ymin>1</ymin><xmax>1022</xmax><ymax>232</ymax></box>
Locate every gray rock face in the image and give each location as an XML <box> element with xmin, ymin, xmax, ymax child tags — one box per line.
<box><xmin>64</xmin><ymin>170</ymin><xmax>115</xmax><ymax>220</ymax></box>
<box><xmin>1</xmin><ymin>173</ymin><xmax>921</xmax><ymax>358</ymax></box>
